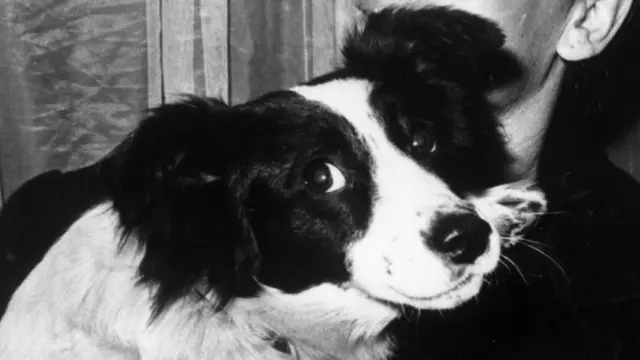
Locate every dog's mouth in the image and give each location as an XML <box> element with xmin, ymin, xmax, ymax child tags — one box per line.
<box><xmin>390</xmin><ymin>273</ymin><xmax>478</xmax><ymax>303</ymax></box>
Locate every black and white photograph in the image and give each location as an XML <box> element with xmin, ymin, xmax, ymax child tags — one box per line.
<box><xmin>0</xmin><ymin>0</ymin><xmax>639</xmax><ymax>359</ymax></box>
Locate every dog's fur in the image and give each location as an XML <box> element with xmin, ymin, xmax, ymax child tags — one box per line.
<box><xmin>0</xmin><ymin>6</ymin><xmax>544</xmax><ymax>360</ymax></box>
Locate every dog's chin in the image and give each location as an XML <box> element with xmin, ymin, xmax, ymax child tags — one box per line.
<box><xmin>388</xmin><ymin>273</ymin><xmax>485</xmax><ymax>310</ymax></box>
<box><xmin>349</xmin><ymin>271</ymin><xmax>487</xmax><ymax>312</ymax></box>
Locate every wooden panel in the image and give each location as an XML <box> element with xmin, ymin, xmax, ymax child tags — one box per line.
<box><xmin>229</xmin><ymin>0</ymin><xmax>306</xmax><ymax>104</ymax></box>
<box><xmin>162</xmin><ymin>0</ymin><xmax>196</xmax><ymax>102</ymax></box>
<box><xmin>305</xmin><ymin>0</ymin><xmax>358</xmax><ymax>78</ymax></box>
<box><xmin>148</xmin><ymin>0</ymin><xmax>360</xmax><ymax>106</ymax></box>
<box><xmin>146</xmin><ymin>0</ymin><xmax>163</xmax><ymax>107</ymax></box>
<box><xmin>200</xmin><ymin>0</ymin><xmax>229</xmax><ymax>101</ymax></box>
<box><xmin>334</xmin><ymin>0</ymin><xmax>358</xmax><ymax>53</ymax></box>
<box><xmin>306</xmin><ymin>1</ymin><xmax>335</xmax><ymax>78</ymax></box>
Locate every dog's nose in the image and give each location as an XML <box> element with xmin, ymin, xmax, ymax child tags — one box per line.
<box><xmin>426</xmin><ymin>213</ymin><xmax>491</xmax><ymax>264</ymax></box>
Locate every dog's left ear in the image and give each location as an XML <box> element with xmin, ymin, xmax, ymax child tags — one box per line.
<box><xmin>101</xmin><ymin>96</ymin><xmax>261</xmax><ymax>317</ymax></box>
<box><xmin>342</xmin><ymin>6</ymin><xmax>520</xmax><ymax>89</ymax></box>
<box><xmin>470</xmin><ymin>181</ymin><xmax>547</xmax><ymax>245</ymax></box>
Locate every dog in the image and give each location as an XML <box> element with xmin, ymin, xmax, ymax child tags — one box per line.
<box><xmin>0</xmin><ymin>6</ymin><xmax>544</xmax><ymax>360</ymax></box>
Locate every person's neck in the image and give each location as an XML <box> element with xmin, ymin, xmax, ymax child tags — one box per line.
<box><xmin>496</xmin><ymin>61</ymin><xmax>566</xmax><ymax>181</ymax></box>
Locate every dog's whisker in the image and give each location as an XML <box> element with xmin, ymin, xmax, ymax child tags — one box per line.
<box><xmin>499</xmin><ymin>235</ymin><xmax>553</xmax><ymax>254</ymax></box>
<box><xmin>498</xmin><ymin>257</ymin><xmax>513</xmax><ymax>273</ymax></box>
<box><xmin>501</xmin><ymin>255</ymin><xmax>528</xmax><ymax>285</ymax></box>
<box><xmin>400</xmin><ymin>303</ymin><xmax>408</xmax><ymax>319</ymax></box>
<box><xmin>499</xmin><ymin>235</ymin><xmax>523</xmax><ymax>247</ymax></box>
<box><xmin>518</xmin><ymin>241</ymin><xmax>567</xmax><ymax>278</ymax></box>
<box><xmin>524</xmin><ymin>210</ymin><xmax>563</xmax><ymax>216</ymax></box>
<box><xmin>502</xmin><ymin>235</ymin><xmax>552</xmax><ymax>249</ymax></box>
<box><xmin>517</xmin><ymin>238</ymin><xmax>552</xmax><ymax>249</ymax></box>
<box><xmin>500</xmin><ymin>235</ymin><xmax>567</xmax><ymax>279</ymax></box>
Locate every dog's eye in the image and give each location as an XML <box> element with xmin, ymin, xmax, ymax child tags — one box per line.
<box><xmin>410</xmin><ymin>130</ymin><xmax>437</xmax><ymax>154</ymax></box>
<box><xmin>303</xmin><ymin>161</ymin><xmax>346</xmax><ymax>193</ymax></box>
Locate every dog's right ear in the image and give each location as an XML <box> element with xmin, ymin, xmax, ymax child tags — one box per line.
<box><xmin>342</xmin><ymin>6</ymin><xmax>521</xmax><ymax>89</ymax></box>
<box><xmin>470</xmin><ymin>181</ymin><xmax>547</xmax><ymax>245</ymax></box>
<box><xmin>100</xmin><ymin>96</ymin><xmax>261</xmax><ymax>317</ymax></box>
<box><xmin>105</xmin><ymin>96</ymin><xmax>235</xmax><ymax>187</ymax></box>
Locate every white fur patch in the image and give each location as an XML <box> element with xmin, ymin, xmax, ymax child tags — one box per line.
<box><xmin>0</xmin><ymin>204</ymin><xmax>394</xmax><ymax>360</ymax></box>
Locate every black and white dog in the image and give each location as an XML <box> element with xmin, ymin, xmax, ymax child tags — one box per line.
<box><xmin>0</xmin><ymin>6</ymin><xmax>544</xmax><ymax>360</ymax></box>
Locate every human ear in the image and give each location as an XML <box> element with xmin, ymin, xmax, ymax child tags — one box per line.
<box><xmin>557</xmin><ymin>0</ymin><xmax>633</xmax><ymax>61</ymax></box>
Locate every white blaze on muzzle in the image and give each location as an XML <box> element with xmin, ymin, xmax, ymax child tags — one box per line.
<box><xmin>292</xmin><ymin>79</ymin><xmax>546</xmax><ymax>310</ymax></box>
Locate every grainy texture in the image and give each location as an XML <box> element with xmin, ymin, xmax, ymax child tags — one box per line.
<box><xmin>162</xmin><ymin>0</ymin><xmax>196</xmax><ymax>102</ymax></box>
<box><xmin>146</xmin><ymin>0</ymin><xmax>163</xmax><ymax>107</ymax></box>
<box><xmin>306</xmin><ymin>1</ymin><xmax>336</xmax><ymax>78</ymax></box>
<box><xmin>0</xmin><ymin>0</ymin><xmax>148</xmax><ymax>199</ymax></box>
<box><xmin>229</xmin><ymin>0</ymin><xmax>306</xmax><ymax>104</ymax></box>
<box><xmin>201</xmin><ymin>0</ymin><xmax>229</xmax><ymax>101</ymax></box>
<box><xmin>0</xmin><ymin>2</ymin><xmax>43</xmax><ymax>198</ymax></box>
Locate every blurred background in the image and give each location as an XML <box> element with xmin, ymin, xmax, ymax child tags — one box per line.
<box><xmin>0</xmin><ymin>0</ymin><xmax>637</xmax><ymax>202</ymax></box>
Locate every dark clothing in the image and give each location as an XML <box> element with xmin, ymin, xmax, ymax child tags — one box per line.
<box><xmin>389</xmin><ymin>114</ymin><xmax>640</xmax><ymax>360</ymax></box>
<box><xmin>1</xmin><ymin>129</ymin><xmax>639</xmax><ymax>359</ymax></box>
<box><xmin>389</xmin><ymin>137</ymin><xmax>640</xmax><ymax>360</ymax></box>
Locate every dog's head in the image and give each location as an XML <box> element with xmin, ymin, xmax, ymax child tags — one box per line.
<box><xmin>102</xmin><ymin>6</ymin><xmax>542</xmax><ymax>318</ymax></box>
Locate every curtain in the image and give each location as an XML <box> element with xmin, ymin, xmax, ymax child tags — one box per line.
<box><xmin>0</xmin><ymin>0</ymin><xmax>358</xmax><ymax>200</ymax></box>
<box><xmin>0</xmin><ymin>0</ymin><xmax>151</xmax><ymax>198</ymax></box>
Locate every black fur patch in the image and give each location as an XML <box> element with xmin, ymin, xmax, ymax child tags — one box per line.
<box><xmin>103</xmin><ymin>93</ymin><xmax>373</xmax><ymax>316</ymax></box>
<box><xmin>103</xmin><ymin>97</ymin><xmax>260</xmax><ymax>316</ymax></box>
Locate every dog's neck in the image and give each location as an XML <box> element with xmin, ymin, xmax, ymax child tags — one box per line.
<box><xmin>205</xmin><ymin>284</ymin><xmax>399</xmax><ymax>359</ymax></box>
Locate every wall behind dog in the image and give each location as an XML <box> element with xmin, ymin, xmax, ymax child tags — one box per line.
<box><xmin>0</xmin><ymin>0</ymin><xmax>637</xmax><ymax>202</ymax></box>
<box><xmin>0</xmin><ymin>0</ymin><xmax>357</xmax><ymax>199</ymax></box>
